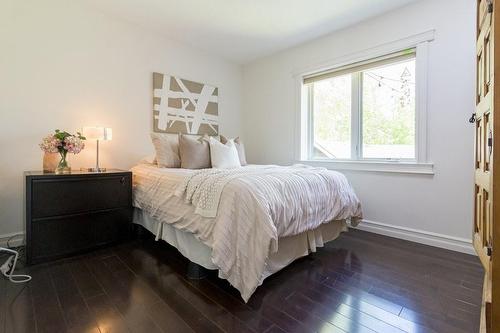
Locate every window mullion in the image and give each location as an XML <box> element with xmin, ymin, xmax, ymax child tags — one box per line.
<box><xmin>351</xmin><ymin>73</ymin><xmax>361</xmax><ymax>160</ymax></box>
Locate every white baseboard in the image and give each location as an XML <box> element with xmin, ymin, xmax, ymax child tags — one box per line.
<box><xmin>352</xmin><ymin>219</ymin><xmax>475</xmax><ymax>255</ymax></box>
<box><xmin>0</xmin><ymin>232</ymin><xmax>25</xmax><ymax>248</ymax></box>
<box><xmin>1</xmin><ymin>221</ymin><xmax>475</xmax><ymax>256</ymax></box>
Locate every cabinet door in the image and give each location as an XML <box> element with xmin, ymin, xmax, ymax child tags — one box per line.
<box><xmin>474</xmin><ymin>0</ymin><xmax>493</xmax><ymax>273</ymax></box>
<box><xmin>475</xmin><ymin>1</ymin><xmax>500</xmax><ymax>331</ymax></box>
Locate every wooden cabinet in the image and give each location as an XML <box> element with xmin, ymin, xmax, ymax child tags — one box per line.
<box><xmin>24</xmin><ymin>170</ymin><xmax>132</xmax><ymax>264</ymax></box>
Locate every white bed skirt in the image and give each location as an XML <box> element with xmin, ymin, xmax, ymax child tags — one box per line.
<box><xmin>133</xmin><ymin>208</ymin><xmax>348</xmax><ymax>282</ymax></box>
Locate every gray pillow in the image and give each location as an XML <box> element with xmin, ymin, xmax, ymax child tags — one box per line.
<box><xmin>220</xmin><ymin>135</ymin><xmax>247</xmax><ymax>165</ymax></box>
<box><xmin>179</xmin><ymin>134</ymin><xmax>211</xmax><ymax>169</ymax></box>
<box><xmin>150</xmin><ymin>133</ymin><xmax>181</xmax><ymax>168</ymax></box>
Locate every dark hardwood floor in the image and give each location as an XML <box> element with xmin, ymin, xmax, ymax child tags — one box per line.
<box><xmin>0</xmin><ymin>229</ymin><xmax>483</xmax><ymax>333</ymax></box>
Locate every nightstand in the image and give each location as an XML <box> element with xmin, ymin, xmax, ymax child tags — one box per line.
<box><xmin>24</xmin><ymin>169</ymin><xmax>133</xmax><ymax>264</ymax></box>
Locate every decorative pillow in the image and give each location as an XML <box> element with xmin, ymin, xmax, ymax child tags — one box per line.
<box><xmin>139</xmin><ymin>154</ymin><xmax>157</xmax><ymax>165</ymax></box>
<box><xmin>209</xmin><ymin>137</ymin><xmax>241</xmax><ymax>169</ymax></box>
<box><xmin>150</xmin><ymin>133</ymin><xmax>180</xmax><ymax>168</ymax></box>
<box><xmin>220</xmin><ymin>135</ymin><xmax>247</xmax><ymax>165</ymax></box>
<box><xmin>179</xmin><ymin>134</ymin><xmax>211</xmax><ymax>169</ymax></box>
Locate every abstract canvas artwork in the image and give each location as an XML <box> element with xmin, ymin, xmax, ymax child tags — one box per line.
<box><xmin>153</xmin><ymin>72</ymin><xmax>219</xmax><ymax>135</ymax></box>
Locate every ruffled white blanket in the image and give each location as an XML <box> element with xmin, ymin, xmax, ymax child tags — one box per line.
<box><xmin>132</xmin><ymin>164</ymin><xmax>362</xmax><ymax>302</ymax></box>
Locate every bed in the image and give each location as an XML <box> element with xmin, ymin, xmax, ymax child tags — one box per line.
<box><xmin>131</xmin><ymin>163</ymin><xmax>362</xmax><ymax>302</ymax></box>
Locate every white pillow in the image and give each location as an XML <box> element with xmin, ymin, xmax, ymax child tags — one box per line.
<box><xmin>220</xmin><ymin>135</ymin><xmax>247</xmax><ymax>165</ymax></box>
<box><xmin>150</xmin><ymin>133</ymin><xmax>181</xmax><ymax>168</ymax></box>
<box><xmin>209</xmin><ymin>137</ymin><xmax>241</xmax><ymax>169</ymax></box>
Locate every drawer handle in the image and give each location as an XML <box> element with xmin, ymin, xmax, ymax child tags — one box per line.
<box><xmin>120</xmin><ymin>177</ymin><xmax>125</xmax><ymax>184</ymax></box>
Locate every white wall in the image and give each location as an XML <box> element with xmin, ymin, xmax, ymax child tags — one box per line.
<box><xmin>242</xmin><ymin>0</ymin><xmax>476</xmax><ymax>253</ymax></box>
<box><xmin>0</xmin><ymin>0</ymin><xmax>476</xmax><ymax>254</ymax></box>
<box><xmin>0</xmin><ymin>0</ymin><xmax>241</xmax><ymax>238</ymax></box>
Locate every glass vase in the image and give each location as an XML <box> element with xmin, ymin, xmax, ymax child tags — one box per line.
<box><xmin>55</xmin><ymin>151</ymin><xmax>71</xmax><ymax>174</ymax></box>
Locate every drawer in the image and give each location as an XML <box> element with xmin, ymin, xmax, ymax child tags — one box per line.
<box><xmin>28</xmin><ymin>208</ymin><xmax>132</xmax><ymax>264</ymax></box>
<box><xmin>91</xmin><ymin>175</ymin><xmax>132</xmax><ymax>211</ymax></box>
<box><xmin>30</xmin><ymin>214</ymin><xmax>95</xmax><ymax>262</ymax></box>
<box><xmin>31</xmin><ymin>175</ymin><xmax>131</xmax><ymax>218</ymax></box>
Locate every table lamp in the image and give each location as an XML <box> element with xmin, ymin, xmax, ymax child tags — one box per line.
<box><xmin>82</xmin><ymin>126</ymin><xmax>112</xmax><ymax>172</ymax></box>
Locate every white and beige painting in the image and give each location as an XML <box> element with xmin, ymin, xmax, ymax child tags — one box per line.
<box><xmin>153</xmin><ymin>72</ymin><xmax>219</xmax><ymax>135</ymax></box>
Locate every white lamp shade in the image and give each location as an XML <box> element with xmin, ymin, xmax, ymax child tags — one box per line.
<box><xmin>82</xmin><ymin>127</ymin><xmax>112</xmax><ymax>141</ymax></box>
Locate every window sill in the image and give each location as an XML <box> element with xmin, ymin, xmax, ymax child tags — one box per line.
<box><xmin>297</xmin><ymin>159</ymin><xmax>434</xmax><ymax>175</ymax></box>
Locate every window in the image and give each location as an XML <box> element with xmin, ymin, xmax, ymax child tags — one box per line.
<box><xmin>303</xmin><ymin>49</ymin><xmax>418</xmax><ymax>162</ymax></box>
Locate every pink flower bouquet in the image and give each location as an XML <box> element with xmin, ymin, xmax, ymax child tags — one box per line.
<box><xmin>39</xmin><ymin>130</ymin><xmax>86</xmax><ymax>173</ymax></box>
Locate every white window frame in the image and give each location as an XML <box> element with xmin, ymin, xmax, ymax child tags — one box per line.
<box><xmin>294</xmin><ymin>30</ymin><xmax>435</xmax><ymax>174</ymax></box>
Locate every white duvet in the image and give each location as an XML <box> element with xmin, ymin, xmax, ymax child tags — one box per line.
<box><xmin>131</xmin><ymin>164</ymin><xmax>362</xmax><ymax>302</ymax></box>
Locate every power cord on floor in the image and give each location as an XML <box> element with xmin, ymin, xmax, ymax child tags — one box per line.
<box><xmin>0</xmin><ymin>234</ymin><xmax>31</xmax><ymax>283</ymax></box>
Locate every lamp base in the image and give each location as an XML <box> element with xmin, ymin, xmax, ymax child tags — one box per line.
<box><xmin>80</xmin><ymin>167</ymin><xmax>107</xmax><ymax>173</ymax></box>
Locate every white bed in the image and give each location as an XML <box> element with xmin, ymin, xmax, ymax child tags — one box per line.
<box><xmin>131</xmin><ymin>163</ymin><xmax>362</xmax><ymax>301</ymax></box>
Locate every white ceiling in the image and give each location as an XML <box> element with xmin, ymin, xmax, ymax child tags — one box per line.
<box><xmin>82</xmin><ymin>0</ymin><xmax>419</xmax><ymax>64</ymax></box>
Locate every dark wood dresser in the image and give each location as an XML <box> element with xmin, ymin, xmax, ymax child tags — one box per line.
<box><xmin>24</xmin><ymin>169</ymin><xmax>133</xmax><ymax>264</ymax></box>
